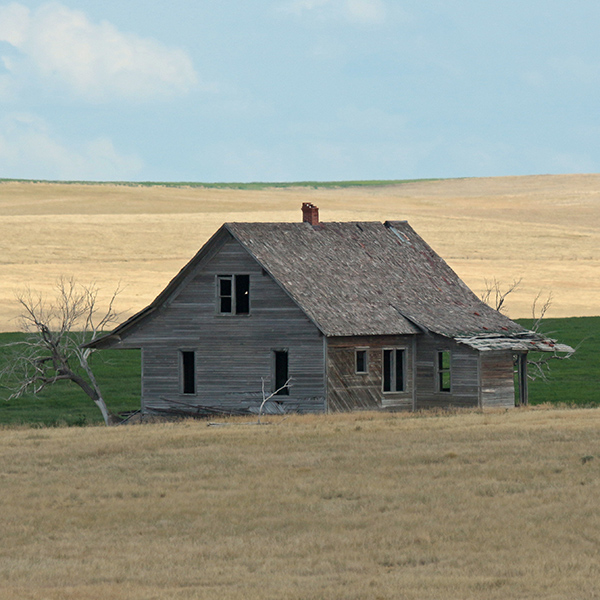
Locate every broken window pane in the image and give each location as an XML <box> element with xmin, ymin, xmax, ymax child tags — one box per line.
<box><xmin>218</xmin><ymin>275</ymin><xmax>249</xmax><ymax>315</ymax></box>
<box><xmin>437</xmin><ymin>350</ymin><xmax>451</xmax><ymax>392</ymax></box>
<box><xmin>235</xmin><ymin>274</ymin><xmax>250</xmax><ymax>314</ymax></box>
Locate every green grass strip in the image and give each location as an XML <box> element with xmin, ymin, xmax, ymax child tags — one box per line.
<box><xmin>0</xmin><ymin>178</ymin><xmax>441</xmax><ymax>190</ymax></box>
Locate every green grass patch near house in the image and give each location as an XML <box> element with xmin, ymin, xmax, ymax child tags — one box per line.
<box><xmin>0</xmin><ymin>317</ymin><xmax>596</xmax><ymax>425</ymax></box>
<box><xmin>515</xmin><ymin>316</ymin><xmax>598</xmax><ymax>406</ymax></box>
<box><xmin>0</xmin><ymin>333</ymin><xmax>140</xmax><ymax>426</ymax></box>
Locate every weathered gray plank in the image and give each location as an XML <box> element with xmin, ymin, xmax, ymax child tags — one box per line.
<box><xmin>125</xmin><ymin>236</ymin><xmax>326</xmax><ymax>414</ymax></box>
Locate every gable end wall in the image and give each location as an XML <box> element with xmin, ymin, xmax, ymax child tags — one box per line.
<box><xmin>123</xmin><ymin>236</ymin><xmax>326</xmax><ymax>414</ymax></box>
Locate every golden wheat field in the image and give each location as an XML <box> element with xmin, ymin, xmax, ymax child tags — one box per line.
<box><xmin>0</xmin><ymin>174</ymin><xmax>598</xmax><ymax>330</ymax></box>
<box><xmin>1</xmin><ymin>408</ymin><xmax>600</xmax><ymax>599</ymax></box>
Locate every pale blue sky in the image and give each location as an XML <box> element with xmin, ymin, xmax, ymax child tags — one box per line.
<box><xmin>0</xmin><ymin>0</ymin><xmax>599</xmax><ymax>181</ymax></box>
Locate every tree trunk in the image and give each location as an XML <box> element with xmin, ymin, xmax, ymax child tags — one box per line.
<box><xmin>69</xmin><ymin>370</ymin><xmax>112</xmax><ymax>426</ymax></box>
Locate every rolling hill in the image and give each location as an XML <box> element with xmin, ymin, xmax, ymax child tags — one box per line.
<box><xmin>0</xmin><ymin>174</ymin><xmax>598</xmax><ymax>331</ymax></box>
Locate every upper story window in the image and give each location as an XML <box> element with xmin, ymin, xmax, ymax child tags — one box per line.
<box><xmin>383</xmin><ymin>348</ymin><xmax>405</xmax><ymax>392</ymax></box>
<box><xmin>217</xmin><ymin>274</ymin><xmax>250</xmax><ymax>315</ymax></box>
<box><xmin>437</xmin><ymin>350</ymin><xmax>451</xmax><ymax>392</ymax></box>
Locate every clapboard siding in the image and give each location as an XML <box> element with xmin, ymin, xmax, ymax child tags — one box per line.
<box><xmin>102</xmin><ymin>227</ymin><xmax>525</xmax><ymax>416</ymax></box>
<box><xmin>480</xmin><ymin>351</ymin><xmax>515</xmax><ymax>408</ymax></box>
<box><xmin>124</xmin><ymin>235</ymin><xmax>325</xmax><ymax>414</ymax></box>
<box><xmin>326</xmin><ymin>335</ymin><xmax>413</xmax><ymax>411</ymax></box>
<box><xmin>415</xmin><ymin>334</ymin><xmax>480</xmax><ymax>409</ymax></box>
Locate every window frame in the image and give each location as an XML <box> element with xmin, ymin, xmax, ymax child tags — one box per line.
<box><xmin>436</xmin><ymin>350</ymin><xmax>451</xmax><ymax>393</ymax></box>
<box><xmin>382</xmin><ymin>348</ymin><xmax>406</xmax><ymax>393</ymax></box>
<box><xmin>216</xmin><ymin>274</ymin><xmax>250</xmax><ymax>315</ymax></box>
<box><xmin>355</xmin><ymin>348</ymin><xmax>369</xmax><ymax>374</ymax></box>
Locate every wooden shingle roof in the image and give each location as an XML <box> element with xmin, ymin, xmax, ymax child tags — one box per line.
<box><xmin>226</xmin><ymin>220</ymin><xmax>524</xmax><ymax>338</ymax></box>
<box><xmin>87</xmin><ymin>217</ymin><xmax>532</xmax><ymax>350</ymax></box>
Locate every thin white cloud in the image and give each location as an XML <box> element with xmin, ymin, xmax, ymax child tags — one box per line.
<box><xmin>0</xmin><ymin>2</ymin><xmax>198</xmax><ymax>102</ymax></box>
<box><xmin>345</xmin><ymin>0</ymin><xmax>386</xmax><ymax>24</ymax></box>
<box><xmin>0</xmin><ymin>113</ymin><xmax>143</xmax><ymax>180</ymax></box>
<box><xmin>0</xmin><ymin>2</ymin><xmax>29</xmax><ymax>46</ymax></box>
<box><xmin>278</xmin><ymin>0</ymin><xmax>387</xmax><ymax>25</ymax></box>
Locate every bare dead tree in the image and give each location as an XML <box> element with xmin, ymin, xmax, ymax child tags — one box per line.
<box><xmin>481</xmin><ymin>278</ymin><xmax>576</xmax><ymax>383</ymax></box>
<box><xmin>480</xmin><ymin>277</ymin><xmax>522</xmax><ymax>313</ymax></box>
<box><xmin>0</xmin><ymin>278</ymin><xmax>122</xmax><ymax>426</ymax></box>
<box><xmin>530</xmin><ymin>290</ymin><xmax>553</xmax><ymax>333</ymax></box>
<box><xmin>258</xmin><ymin>377</ymin><xmax>293</xmax><ymax>424</ymax></box>
<box><xmin>526</xmin><ymin>289</ymin><xmax>577</xmax><ymax>381</ymax></box>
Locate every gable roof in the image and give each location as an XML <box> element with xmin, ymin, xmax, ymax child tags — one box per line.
<box><xmin>226</xmin><ymin>220</ymin><xmax>523</xmax><ymax>338</ymax></box>
<box><xmin>87</xmin><ymin>218</ymin><xmax>531</xmax><ymax>349</ymax></box>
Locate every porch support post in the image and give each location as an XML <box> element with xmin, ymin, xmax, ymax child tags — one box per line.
<box><xmin>518</xmin><ymin>353</ymin><xmax>529</xmax><ymax>406</ymax></box>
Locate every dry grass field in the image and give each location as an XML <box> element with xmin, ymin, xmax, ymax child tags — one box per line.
<box><xmin>2</xmin><ymin>408</ymin><xmax>600</xmax><ymax>599</ymax></box>
<box><xmin>0</xmin><ymin>174</ymin><xmax>598</xmax><ymax>330</ymax></box>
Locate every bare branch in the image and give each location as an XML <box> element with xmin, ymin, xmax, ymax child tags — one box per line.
<box><xmin>481</xmin><ymin>277</ymin><xmax>522</xmax><ymax>313</ymax></box>
<box><xmin>531</xmin><ymin>291</ymin><xmax>553</xmax><ymax>333</ymax></box>
<box><xmin>258</xmin><ymin>377</ymin><xmax>293</xmax><ymax>424</ymax></box>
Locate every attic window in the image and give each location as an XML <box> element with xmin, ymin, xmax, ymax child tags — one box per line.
<box><xmin>383</xmin><ymin>348</ymin><xmax>405</xmax><ymax>392</ymax></box>
<box><xmin>217</xmin><ymin>275</ymin><xmax>250</xmax><ymax>315</ymax></box>
<box><xmin>437</xmin><ymin>350</ymin><xmax>451</xmax><ymax>392</ymax></box>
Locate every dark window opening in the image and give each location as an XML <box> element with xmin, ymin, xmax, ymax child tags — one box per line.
<box><xmin>383</xmin><ymin>349</ymin><xmax>405</xmax><ymax>392</ymax></box>
<box><xmin>181</xmin><ymin>351</ymin><xmax>196</xmax><ymax>395</ymax></box>
<box><xmin>274</xmin><ymin>350</ymin><xmax>289</xmax><ymax>396</ymax></box>
<box><xmin>235</xmin><ymin>274</ymin><xmax>250</xmax><ymax>314</ymax></box>
<box><xmin>437</xmin><ymin>350</ymin><xmax>451</xmax><ymax>392</ymax></box>
<box><xmin>218</xmin><ymin>275</ymin><xmax>250</xmax><ymax>315</ymax></box>
<box><xmin>356</xmin><ymin>349</ymin><xmax>368</xmax><ymax>374</ymax></box>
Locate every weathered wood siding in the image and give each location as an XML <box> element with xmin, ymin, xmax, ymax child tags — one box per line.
<box><xmin>415</xmin><ymin>335</ymin><xmax>480</xmax><ymax>409</ymax></box>
<box><xmin>326</xmin><ymin>335</ymin><xmax>414</xmax><ymax>411</ymax></box>
<box><xmin>120</xmin><ymin>233</ymin><xmax>326</xmax><ymax>414</ymax></box>
<box><xmin>480</xmin><ymin>350</ymin><xmax>515</xmax><ymax>408</ymax></box>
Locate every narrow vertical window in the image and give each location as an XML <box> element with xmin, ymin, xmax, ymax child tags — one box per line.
<box><xmin>395</xmin><ymin>349</ymin><xmax>405</xmax><ymax>391</ymax></box>
<box><xmin>383</xmin><ymin>349</ymin><xmax>405</xmax><ymax>392</ymax></box>
<box><xmin>181</xmin><ymin>351</ymin><xmax>196</xmax><ymax>395</ymax></box>
<box><xmin>235</xmin><ymin>274</ymin><xmax>250</xmax><ymax>314</ymax></box>
<box><xmin>437</xmin><ymin>350</ymin><xmax>451</xmax><ymax>392</ymax></box>
<box><xmin>355</xmin><ymin>349</ymin><xmax>368</xmax><ymax>374</ymax></box>
<box><xmin>383</xmin><ymin>349</ymin><xmax>392</xmax><ymax>392</ymax></box>
<box><xmin>274</xmin><ymin>350</ymin><xmax>289</xmax><ymax>396</ymax></box>
<box><xmin>218</xmin><ymin>276</ymin><xmax>233</xmax><ymax>314</ymax></box>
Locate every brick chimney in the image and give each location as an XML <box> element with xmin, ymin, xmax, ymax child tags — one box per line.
<box><xmin>302</xmin><ymin>202</ymin><xmax>319</xmax><ymax>226</ymax></box>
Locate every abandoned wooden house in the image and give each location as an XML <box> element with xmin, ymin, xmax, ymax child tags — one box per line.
<box><xmin>88</xmin><ymin>203</ymin><xmax>571</xmax><ymax>416</ymax></box>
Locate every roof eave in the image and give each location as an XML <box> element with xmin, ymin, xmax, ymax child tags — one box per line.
<box><xmin>85</xmin><ymin>225</ymin><xmax>233</xmax><ymax>349</ymax></box>
<box><xmin>455</xmin><ymin>331</ymin><xmax>575</xmax><ymax>353</ymax></box>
